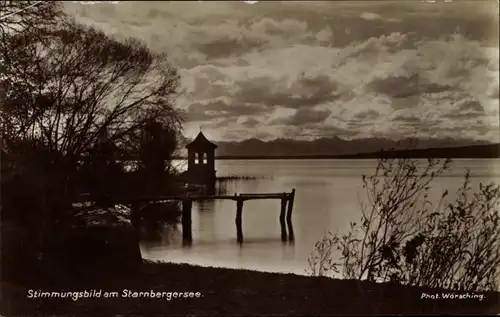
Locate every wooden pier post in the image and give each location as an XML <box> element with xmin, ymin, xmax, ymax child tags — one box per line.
<box><xmin>280</xmin><ymin>198</ymin><xmax>288</xmax><ymax>242</ymax></box>
<box><xmin>182</xmin><ymin>200</ymin><xmax>193</xmax><ymax>245</ymax></box>
<box><xmin>286</xmin><ymin>188</ymin><xmax>295</xmax><ymax>242</ymax></box>
<box><xmin>130</xmin><ymin>200</ymin><xmax>141</xmax><ymax>229</ymax></box>
<box><xmin>235</xmin><ymin>199</ymin><xmax>244</xmax><ymax>244</ymax></box>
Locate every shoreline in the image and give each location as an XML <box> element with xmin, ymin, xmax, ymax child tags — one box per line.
<box><xmin>2</xmin><ymin>261</ymin><xmax>499</xmax><ymax>316</ymax></box>
<box><xmin>139</xmin><ymin>256</ymin><xmax>313</xmax><ymax>277</ymax></box>
<box><xmin>173</xmin><ymin>156</ymin><xmax>500</xmax><ymax>160</ymax></box>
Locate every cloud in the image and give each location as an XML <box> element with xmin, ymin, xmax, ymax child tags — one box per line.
<box><xmin>183</xmin><ymin>17</ymin><xmax>325</xmax><ymax>61</ymax></box>
<box><xmin>353</xmin><ymin>110</ymin><xmax>380</xmax><ymax>121</ymax></box>
<box><xmin>441</xmin><ymin>98</ymin><xmax>486</xmax><ymax>120</ymax></box>
<box><xmin>212</xmin><ymin>117</ymin><xmax>238</xmax><ymax>129</ymax></box>
<box><xmin>487</xmin><ymin>80</ymin><xmax>499</xmax><ymax>99</ymax></box>
<box><xmin>366</xmin><ymin>74</ymin><xmax>452</xmax><ymax>100</ymax></box>
<box><xmin>316</xmin><ymin>26</ymin><xmax>333</xmax><ymax>43</ymax></box>
<box><xmin>249</xmin><ymin>18</ymin><xmax>311</xmax><ymax>40</ymax></box>
<box><xmin>241</xmin><ymin>117</ymin><xmax>260</xmax><ymax>128</ymax></box>
<box><xmin>172</xmin><ymin>30</ymin><xmax>499</xmax><ymax>141</ymax></box>
<box><xmin>392</xmin><ymin>114</ymin><xmax>423</xmax><ymax>124</ymax></box>
<box><xmin>194</xmin><ymin>37</ymin><xmax>264</xmax><ymax>60</ymax></box>
<box><xmin>278</xmin><ymin>108</ymin><xmax>331</xmax><ymax>126</ymax></box>
<box><xmin>360</xmin><ymin>12</ymin><xmax>382</xmax><ymax>21</ymax></box>
<box><xmin>230</xmin><ymin>73</ymin><xmax>346</xmax><ymax>109</ymax></box>
<box><xmin>360</xmin><ymin>11</ymin><xmax>401</xmax><ymax>23</ymax></box>
<box><xmin>63</xmin><ymin>1</ymin><xmax>500</xmax><ymax>142</ymax></box>
<box><xmin>456</xmin><ymin>98</ymin><xmax>484</xmax><ymax>113</ymax></box>
<box><xmin>300</xmin><ymin>124</ymin><xmax>360</xmax><ymax>139</ymax></box>
<box><xmin>185</xmin><ymin>98</ymin><xmax>270</xmax><ymax>122</ymax></box>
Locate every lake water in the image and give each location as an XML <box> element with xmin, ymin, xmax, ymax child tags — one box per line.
<box><xmin>139</xmin><ymin>159</ymin><xmax>500</xmax><ymax>276</ymax></box>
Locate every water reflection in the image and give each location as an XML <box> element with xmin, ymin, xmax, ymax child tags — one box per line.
<box><xmin>195</xmin><ymin>200</ymin><xmax>216</xmax><ymax>243</ymax></box>
<box><xmin>140</xmin><ymin>222</ymin><xmax>183</xmax><ymax>250</ymax></box>
<box><xmin>138</xmin><ymin>202</ymin><xmax>183</xmax><ymax>249</ymax></box>
<box><xmin>197</xmin><ymin>200</ymin><xmax>215</xmax><ymax>212</ymax></box>
<box><xmin>139</xmin><ymin>159</ymin><xmax>500</xmax><ymax>276</ymax></box>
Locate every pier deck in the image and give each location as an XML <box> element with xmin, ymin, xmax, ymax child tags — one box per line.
<box><xmin>77</xmin><ymin>189</ymin><xmax>296</xmax><ymax>245</ymax></box>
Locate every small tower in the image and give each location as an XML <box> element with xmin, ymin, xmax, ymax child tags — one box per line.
<box><xmin>185</xmin><ymin>131</ymin><xmax>218</xmax><ymax>185</ymax></box>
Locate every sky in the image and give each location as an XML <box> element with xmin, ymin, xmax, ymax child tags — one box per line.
<box><xmin>64</xmin><ymin>1</ymin><xmax>500</xmax><ymax>142</ymax></box>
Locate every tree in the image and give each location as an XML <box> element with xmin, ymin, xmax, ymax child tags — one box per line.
<box><xmin>2</xmin><ymin>16</ymin><xmax>182</xmax><ymax>197</ymax></box>
<box><xmin>1</xmin><ymin>1</ymin><xmax>63</xmax><ymax>105</ymax></box>
<box><xmin>116</xmin><ymin>119</ymin><xmax>180</xmax><ymax>198</ymax></box>
<box><xmin>140</xmin><ymin>120</ymin><xmax>178</xmax><ymax>175</ymax></box>
<box><xmin>0</xmin><ymin>1</ymin><xmax>60</xmax><ymax>30</ymax></box>
<box><xmin>1</xmin><ymin>8</ymin><xmax>182</xmax><ymax>249</ymax></box>
<box><xmin>1</xmin><ymin>4</ymin><xmax>186</xmax><ymax>282</ymax></box>
<box><xmin>2</xmin><ymin>19</ymin><xmax>181</xmax><ymax>160</ymax></box>
<box><xmin>307</xmin><ymin>157</ymin><xmax>500</xmax><ymax>292</ymax></box>
<box><xmin>0</xmin><ymin>1</ymin><xmax>62</xmax><ymax>43</ymax></box>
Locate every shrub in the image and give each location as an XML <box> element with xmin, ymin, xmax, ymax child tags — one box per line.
<box><xmin>307</xmin><ymin>157</ymin><xmax>500</xmax><ymax>292</ymax></box>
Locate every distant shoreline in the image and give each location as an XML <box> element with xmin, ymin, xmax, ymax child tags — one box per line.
<box><xmin>173</xmin><ymin>143</ymin><xmax>500</xmax><ymax>160</ymax></box>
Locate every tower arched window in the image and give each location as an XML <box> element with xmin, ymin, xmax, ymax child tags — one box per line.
<box><xmin>203</xmin><ymin>153</ymin><xmax>207</xmax><ymax>164</ymax></box>
<box><xmin>195</xmin><ymin>153</ymin><xmax>199</xmax><ymax>164</ymax></box>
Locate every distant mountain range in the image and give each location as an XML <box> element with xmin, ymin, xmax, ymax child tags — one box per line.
<box><xmin>178</xmin><ymin>137</ymin><xmax>499</xmax><ymax>159</ymax></box>
<box><xmin>327</xmin><ymin>143</ymin><xmax>500</xmax><ymax>159</ymax></box>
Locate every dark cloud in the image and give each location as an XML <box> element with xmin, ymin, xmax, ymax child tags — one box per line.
<box><xmin>489</xmin><ymin>85</ymin><xmax>499</xmax><ymax>99</ymax></box>
<box><xmin>444</xmin><ymin>112</ymin><xmax>484</xmax><ymax>120</ymax></box>
<box><xmin>389</xmin><ymin>95</ymin><xmax>421</xmax><ymax>110</ymax></box>
<box><xmin>392</xmin><ymin>114</ymin><xmax>422</xmax><ymax>124</ymax></box>
<box><xmin>219</xmin><ymin>128</ymin><xmax>275</xmax><ymax>141</ymax></box>
<box><xmin>332</xmin><ymin>3</ymin><xmax>499</xmax><ymax>47</ymax></box>
<box><xmin>287</xmin><ymin>108</ymin><xmax>331</xmax><ymax>126</ymax></box>
<box><xmin>186</xmin><ymin>99</ymin><xmax>270</xmax><ymax>122</ymax></box>
<box><xmin>241</xmin><ymin>117</ymin><xmax>260</xmax><ymax>128</ymax></box>
<box><xmin>346</xmin><ymin>120</ymin><xmax>377</xmax><ymax>130</ymax></box>
<box><xmin>431</xmin><ymin>125</ymin><xmax>496</xmax><ymax>137</ymax></box>
<box><xmin>439</xmin><ymin>99</ymin><xmax>485</xmax><ymax>120</ymax></box>
<box><xmin>353</xmin><ymin>110</ymin><xmax>380</xmax><ymax>120</ymax></box>
<box><xmin>219</xmin><ymin>127</ymin><xmax>273</xmax><ymax>141</ymax></box>
<box><xmin>195</xmin><ymin>37</ymin><xmax>265</xmax><ymax>59</ymax></box>
<box><xmin>402</xmin><ymin>16</ymin><xmax>497</xmax><ymax>47</ymax></box>
<box><xmin>254</xmin><ymin>130</ymin><xmax>274</xmax><ymax>140</ymax></box>
<box><xmin>182</xmin><ymin>16</ymin><xmax>322</xmax><ymax>60</ymax></box>
<box><xmin>211</xmin><ymin>118</ymin><xmax>238</xmax><ymax>129</ymax></box>
<box><xmin>220</xmin><ymin>129</ymin><xmax>248</xmax><ymax>141</ymax></box>
<box><xmin>457</xmin><ymin>99</ymin><xmax>484</xmax><ymax>112</ymax></box>
<box><xmin>231</xmin><ymin>77</ymin><xmax>280</xmax><ymax>105</ymax></box>
<box><xmin>366</xmin><ymin>74</ymin><xmax>451</xmax><ymax>100</ymax></box>
<box><xmin>233</xmin><ymin>74</ymin><xmax>345</xmax><ymax>109</ymax></box>
<box><xmin>303</xmin><ymin>124</ymin><xmax>361</xmax><ymax>139</ymax></box>
<box><xmin>187</xmin><ymin>77</ymin><xmax>231</xmax><ymax>100</ymax></box>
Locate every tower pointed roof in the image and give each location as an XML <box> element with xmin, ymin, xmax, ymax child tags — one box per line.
<box><xmin>186</xmin><ymin>131</ymin><xmax>218</xmax><ymax>150</ymax></box>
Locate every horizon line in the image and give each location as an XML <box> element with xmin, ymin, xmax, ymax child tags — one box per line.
<box><xmin>182</xmin><ymin>136</ymin><xmax>498</xmax><ymax>144</ymax></box>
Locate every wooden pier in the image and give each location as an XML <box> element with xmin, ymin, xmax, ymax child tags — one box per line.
<box><xmin>133</xmin><ymin>189</ymin><xmax>296</xmax><ymax>245</ymax></box>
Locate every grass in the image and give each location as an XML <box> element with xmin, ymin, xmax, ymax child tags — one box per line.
<box><xmin>2</xmin><ymin>260</ymin><xmax>499</xmax><ymax>316</ymax></box>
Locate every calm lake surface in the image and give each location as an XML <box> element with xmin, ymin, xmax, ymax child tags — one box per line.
<box><xmin>139</xmin><ymin>159</ymin><xmax>500</xmax><ymax>276</ymax></box>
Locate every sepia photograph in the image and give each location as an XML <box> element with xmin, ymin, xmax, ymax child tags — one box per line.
<box><xmin>1</xmin><ymin>0</ymin><xmax>499</xmax><ymax>316</ymax></box>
